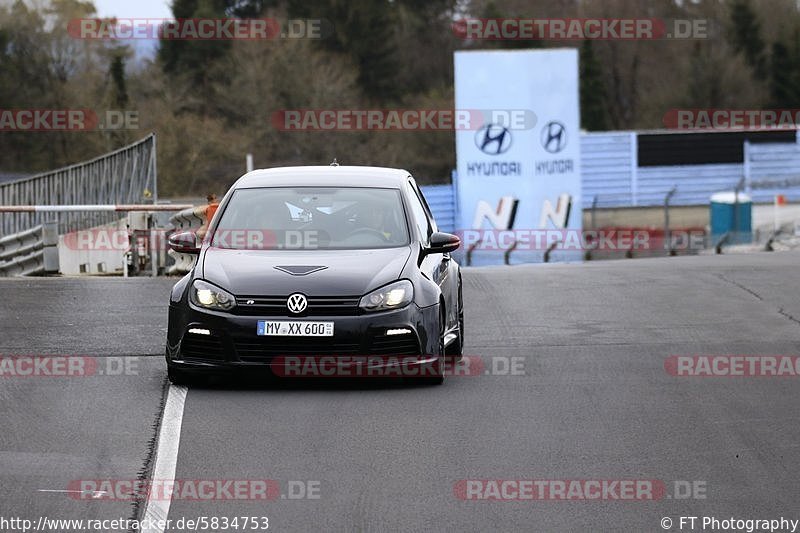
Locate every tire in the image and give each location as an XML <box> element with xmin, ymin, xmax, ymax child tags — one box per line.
<box><xmin>407</xmin><ymin>307</ymin><xmax>446</xmax><ymax>386</ymax></box>
<box><xmin>445</xmin><ymin>273</ymin><xmax>464</xmax><ymax>360</ymax></box>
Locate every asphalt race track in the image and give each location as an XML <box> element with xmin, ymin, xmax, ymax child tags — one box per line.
<box><xmin>1</xmin><ymin>252</ymin><xmax>799</xmax><ymax>532</ymax></box>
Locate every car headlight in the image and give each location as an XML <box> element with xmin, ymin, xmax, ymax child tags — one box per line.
<box><xmin>189</xmin><ymin>279</ymin><xmax>236</xmax><ymax>311</ymax></box>
<box><xmin>359</xmin><ymin>280</ymin><xmax>413</xmax><ymax>312</ymax></box>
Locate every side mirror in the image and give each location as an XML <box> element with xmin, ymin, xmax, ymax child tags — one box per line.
<box><xmin>425</xmin><ymin>231</ymin><xmax>461</xmax><ymax>255</ymax></box>
<box><xmin>168</xmin><ymin>231</ymin><xmax>200</xmax><ymax>254</ymax></box>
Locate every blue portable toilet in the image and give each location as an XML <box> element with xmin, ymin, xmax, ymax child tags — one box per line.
<box><xmin>710</xmin><ymin>191</ymin><xmax>752</xmax><ymax>244</ymax></box>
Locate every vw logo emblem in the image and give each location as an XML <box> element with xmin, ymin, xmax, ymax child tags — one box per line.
<box><xmin>475</xmin><ymin>123</ymin><xmax>512</xmax><ymax>155</ymax></box>
<box><xmin>287</xmin><ymin>293</ymin><xmax>308</xmax><ymax>314</ymax></box>
<box><xmin>541</xmin><ymin>121</ymin><xmax>567</xmax><ymax>153</ymax></box>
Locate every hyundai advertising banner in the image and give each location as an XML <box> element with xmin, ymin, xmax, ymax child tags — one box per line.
<box><xmin>454</xmin><ymin>49</ymin><xmax>582</xmax><ymax>264</ymax></box>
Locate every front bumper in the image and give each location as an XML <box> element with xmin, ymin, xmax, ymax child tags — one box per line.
<box><xmin>166</xmin><ymin>301</ymin><xmax>440</xmax><ymax>375</ymax></box>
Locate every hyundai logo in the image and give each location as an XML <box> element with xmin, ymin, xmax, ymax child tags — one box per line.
<box><xmin>541</xmin><ymin>121</ymin><xmax>567</xmax><ymax>153</ymax></box>
<box><xmin>475</xmin><ymin>124</ymin><xmax>512</xmax><ymax>155</ymax></box>
<box><xmin>287</xmin><ymin>293</ymin><xmax>308</xmax><ymax>314</ymax></box>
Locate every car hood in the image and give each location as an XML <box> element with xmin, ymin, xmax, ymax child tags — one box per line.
<box><xmin>200</xmin><ymin>246</ymin><xmax>413</xmax><ymax>296</ymax></box>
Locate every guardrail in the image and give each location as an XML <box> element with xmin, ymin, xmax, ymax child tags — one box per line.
<box><xmin>0</xmin><ymin>222</ymin><xmax>59</xmax><ymax>276</ymax></box>
<box><xmin>0</xmin><ymin>204</ymin><xmax>195</xmax><ymax>277</ymax></box>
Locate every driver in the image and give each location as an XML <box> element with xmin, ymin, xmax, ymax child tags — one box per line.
<box><xmin>359</xmin><ymin>207</ymin><xmax>392</xmax><ymax>240</ymax></box>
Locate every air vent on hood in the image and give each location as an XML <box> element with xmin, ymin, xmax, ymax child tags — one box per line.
<box><xmin>274</xmin><ymin>265</ymin><xmax>328</xmax><ymax>276</ymax></box>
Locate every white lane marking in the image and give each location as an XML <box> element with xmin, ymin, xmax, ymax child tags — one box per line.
<box><xmin>37</xmin><ymin>489</ymin><xmax>108</xmax><ymax>498</ymax></box>
<box><xmin>141</xmin><ymin>385</ymin><xmax>188</xmax><ymax>533</ymax></box>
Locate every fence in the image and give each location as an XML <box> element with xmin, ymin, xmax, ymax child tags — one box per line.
<box><xmin>0</xmin><ymin>133</ymin><xmax>157</xmax><ymax>236</ymax></box>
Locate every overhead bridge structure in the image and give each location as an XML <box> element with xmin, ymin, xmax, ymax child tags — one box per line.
<box><xmin>0</xmin><ymin>133</ymin><xmax>158</xmax><ymax>237</ymax></box>
<box><xmin>0</xmin><ymin>134</ymin><xmax>161</xmax><ymax>276</ymax></box>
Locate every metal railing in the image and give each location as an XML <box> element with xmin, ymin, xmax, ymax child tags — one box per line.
<box><xmin>0</xmin><ymin>133</ymin><xmax>157</xmax><ymax>237</ymax></box>
<box><xmin>0</xmin><ymin>222</ymin><xmax>59</xmax><ymax>276</ymax></box>
<box><xmin>663</xmin><ymin>186</ymin><xmax>678</xmax><ymax>255</ymax></box>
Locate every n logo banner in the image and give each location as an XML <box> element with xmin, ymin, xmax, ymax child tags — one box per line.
<box><xmin>454</xmin><ymin>49</ymin><xmax>582</xmax><ymax>264</ymax></box>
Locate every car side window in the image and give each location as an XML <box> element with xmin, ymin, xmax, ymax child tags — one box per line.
<box><xmin>406</xmin><ymin>182</ymin><xmax>433</xmax><ymax>243</ymax></box>
<box><xmin>411</xmin><ymin>181</ymin><xmax>438</xmax><ymax>233</ymax></box>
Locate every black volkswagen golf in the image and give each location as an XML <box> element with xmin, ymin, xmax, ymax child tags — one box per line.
<box><xmin>165</xmin><ymin>165</ymin><xmax>463</xmax><ymax>385</ymax></box>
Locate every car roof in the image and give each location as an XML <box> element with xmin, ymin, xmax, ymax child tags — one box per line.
<box><xmin>233</xmin><ymin>166</ymin><xmax>412</xmax><ymax>189</ymax></box>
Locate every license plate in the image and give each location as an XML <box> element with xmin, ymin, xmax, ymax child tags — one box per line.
<box><xmin>257</xmin><ymin>321</ymin><xmax>334</xmax><ymax>337</ymax></box>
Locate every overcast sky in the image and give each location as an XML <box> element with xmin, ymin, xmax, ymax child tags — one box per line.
<box><xmin>93</xmin><ymin>0</ymin><xmax>173</xmax><ymax>19</ymax></box>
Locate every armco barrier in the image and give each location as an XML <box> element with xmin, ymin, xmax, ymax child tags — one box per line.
<box><xmin>0</xmin><ymin>222</ymin><xmax>59</xmax><ymax>276</ymax></box>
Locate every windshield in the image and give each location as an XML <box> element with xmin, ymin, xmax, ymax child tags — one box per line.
<box><xmin>210</xmin><ymin>186</ymin><xmax>410</xmax><ymax>250</ymax></box>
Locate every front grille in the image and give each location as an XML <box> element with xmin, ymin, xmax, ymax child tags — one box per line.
<box><xmin>234</xmin><ymin>338</ymin><xmax>362</xmax><ymax>361</ymax></box>
<box><xmin>181</xmin><ymin>332</ymin><xmax>225</xmax><ymax>360</ymax></box>
<box><xmin>368</xmin><ymin>333</ymin><xmax>421</xmax><ymax>356</ymax></box>
<box><xmin>233</xmin><ymin>295</ymin><xmax>361</xmax><ymax>316</ymax></box>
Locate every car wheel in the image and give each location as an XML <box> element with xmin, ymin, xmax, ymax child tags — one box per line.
<box><xmin>445</xmin><ymin>275</ymin><xmax>464</xmax><ymax>360</ymax></box>
<box><xmin>407</xmin><ymin>307</ymin><xmax>446</xmax><ymax>386</ymax></box>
